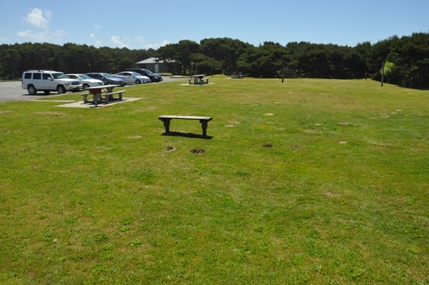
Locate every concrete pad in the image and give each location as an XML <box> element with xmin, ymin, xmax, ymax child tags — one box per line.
<box><xmin>55</xmin><ymin>97</ymin><xmax>142</xmax><ymax>108</ymax></box>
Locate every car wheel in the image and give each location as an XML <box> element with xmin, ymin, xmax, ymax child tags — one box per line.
<box><xmin>57</xmin><ymin>85</ymin><xmax>66</xmax><ymax>94</ymax></box>
<box><xmin>83</xmin><ymin>84</ymin><xmax>90</xmax><ymax>90</ymax></box>
<box><xmin>28</xmin><ymin>85</ymin><xmax>37</xmax><ymax>95</ymax></box>
<box><xmin>44</xmin><ymin>91</ymin><xmax>50</xmax><ymax>95</ymax></box>
<box><xmin>135</xmin><ymin>79</ymin><xmax>141</xmax><ymax>84</ymax></box>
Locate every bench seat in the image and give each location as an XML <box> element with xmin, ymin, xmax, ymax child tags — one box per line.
<box><xmin>102</xmin><ymin>90</ymin><xmax>126</xmax><ymax>103</ymax></box>
<box><xmin>159</xmin><ymin>115</ymin><xmax>212</xmax><ymax>136</ymax></box>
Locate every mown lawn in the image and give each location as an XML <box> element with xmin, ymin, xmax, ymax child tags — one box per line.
<box><xmin>0</xmin><ymin>76</ymin><xmax>428</xmax><ymax>284</ymax></box>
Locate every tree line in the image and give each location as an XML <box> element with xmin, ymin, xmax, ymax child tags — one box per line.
<box><xmin>0</xmin><ymin>42</ymin><xmax>155</xmax><ymax>80</ymax></box>
<box><xmin>1</xmin><ymin>32</ymin><xmax>428</xmax><ymax>89</ymax></box>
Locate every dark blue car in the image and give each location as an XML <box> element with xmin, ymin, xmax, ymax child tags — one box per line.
<box><xmin>86</xmin><ymin>72</ymin><xmax>125</xmax><ymax>86</ymax></box>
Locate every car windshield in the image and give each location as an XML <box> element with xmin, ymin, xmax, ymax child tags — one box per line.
<box><xmin>79</xmin><ymin>74</ymin><xmax>91</xmax><ymax>79</ymax></box>
<box><xmin>130</xmin><ymin>72</ymin><xmax>140</xmax><ymax>76</ymax></box>
<box><xmin>143</xmin><ymin>69</ymin><xmax>154</xmax><ymax>75</ymax></box>
<box><xmin>102</xmin><ymin>73</ymin><xmax>115</xmax><ymax>78</ymax></box>
<box><xmin>52</xmin><ymin>73</ymin><xmax>66</xmax><ymax>79</ymax></box>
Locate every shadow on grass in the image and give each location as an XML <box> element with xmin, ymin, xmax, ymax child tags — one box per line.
<box><xmin>161</xmin><ymin>132</ymin><xmax>213</xmax><ymax>140</ymax></box>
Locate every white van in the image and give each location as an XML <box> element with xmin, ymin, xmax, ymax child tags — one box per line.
<box><xmin>21</xmin><ymin>70</ymin><xmax>82</xmax><ymax>95</ymax></box>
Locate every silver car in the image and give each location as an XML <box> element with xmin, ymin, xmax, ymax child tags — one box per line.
<box><xmin>114</xmin><ymin>71</ymin><xmax>151</xmax><ymax>85</ymax></box>
<box><xmin>66</xmin><ymin>74</ymin><xmax>104</xmax><ymax>90</ymax></box>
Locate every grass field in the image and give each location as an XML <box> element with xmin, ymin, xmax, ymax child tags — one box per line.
<box><xmin>1</xmin><ymin>76</ymin><xmax>428</xmax><ymax>284</ymax></box>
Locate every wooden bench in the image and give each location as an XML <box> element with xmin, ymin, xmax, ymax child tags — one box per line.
<box><xmin>101</xmin><ymin>90</ymin><xmax>126</xmax><ymax>103</ymax></box>
<box><xmin>159</xmin><ymin>115</ymin><xmax>212</xmax><ymax>136</ymax></box>
<box><xmin>80</xmin><ymin>90</ymin><xmax>127</xmax><ymax>105</ymax></box>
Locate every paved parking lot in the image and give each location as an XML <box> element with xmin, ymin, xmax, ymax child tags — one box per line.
<box><xmin>0</xmin><ymin>81</ymin><xmax>40</xmax><ymax>101</ymax></box>
<box><xmin>0</xmin><ymin>77</ymin><xmax>186</xmax><ymax>102</ymax></box>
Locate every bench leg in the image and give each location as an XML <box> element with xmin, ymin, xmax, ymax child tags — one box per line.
<box><xmin>119</xmin><ymin>93</ymin><xmax>123</xmax><ymax>101</ymax></box>
<box><xmin>162</xmin><ymin>119</ymin><xmax>171</xmax><ymax>133</ymax></box>
<box><xmin>200</xmin><ymin>120</ymin><xmax>209</xmax><ymax>136</ymax></box>
<box><xmin>82</xmin><ymin>95</ymin><xmax>88</xmax><ymax>103</ymax></box>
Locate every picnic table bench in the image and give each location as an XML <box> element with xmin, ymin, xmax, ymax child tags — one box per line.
<box><xmin>158</xmin><ymin>115</ymin><xmax>212</xmax><ymax>136</ymax></box>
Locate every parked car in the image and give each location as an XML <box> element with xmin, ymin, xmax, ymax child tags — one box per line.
<box><xmin>86</xmin><ymin>72</ymin><xmax>125</xmax><ymax>86</ymax></box>
<box><xmin>125</xmin><ymin>68</ymin><xmax>163</xmax><ymax>82</ymax></box>
<box><xmin>66</xmin><ymin>73</ymin><xmax>103</xmax><ymax>90</ymax></box>
<box><xmin>21</xmin><ymin>70</ymin><xmax>82</xmax><ymax>95</ymax></box>
<box><xmin>114</xmin><ymin>71</ymin><xmax>151</xmax><ymax>85</ymax></box>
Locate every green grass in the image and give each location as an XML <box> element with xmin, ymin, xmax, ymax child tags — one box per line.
<box><xmin>1</xmin><ymin>76</ymin><xmax>428</xmax><ymax>284</ymax></box>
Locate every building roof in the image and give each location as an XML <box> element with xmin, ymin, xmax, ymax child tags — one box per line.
<box><xmin>136</xmin><ymin>57</ymin><xmax>174</xmax><ymax>65</ymax></box>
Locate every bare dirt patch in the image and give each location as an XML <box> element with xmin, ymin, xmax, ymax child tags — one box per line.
<box><xmin>33</xmin><ymin>112</ymin><xmax>68</xmax><ymax>116</ymax></box>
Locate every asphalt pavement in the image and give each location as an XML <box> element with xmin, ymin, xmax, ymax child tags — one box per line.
<box><xmin>0</xmin><ymin>77</ymin><xmax>187</xmax><ymax>102</ymax></box>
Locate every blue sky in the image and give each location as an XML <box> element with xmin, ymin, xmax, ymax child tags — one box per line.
<box><xmin>0</xmin><ymin>0</ymin><xmax>428</xmax><ymax>50</ymax></box>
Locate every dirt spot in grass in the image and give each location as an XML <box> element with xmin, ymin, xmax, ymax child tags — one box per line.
<box><xmin>338</xmin><ymin>122</ymin><xmax>352</xmax><ymax>126</ymax></box>
<box><xmin>146</xmin><ymin>106</ymin><xmax>160</xmax><ymax>111</ymax></box>
<box><xmin>314</xmin><ymin>123</ymin><xmax>322</xmax><ymax>126</ymax></box>
<box><xmin>325</xmin><ymin>192</ymin><xmax>339</xmax><ymax>197</ymax></box>
<box><xmin>339</xmin><ymin>141</ymin><xmax>347</xmax><ymax>144</ymax></box>
<box><xmin>264</xmin><ymin>113</ymin><xmax>274</xmax><ymax>116</ymax></box>
<box><xmin>225</xmin><ymin>121</ymin><xmax>240</xmax><ymax>128</ymax></box>
<box><xmin>291</xmin><ymin>145</ymin><xmax>302</xmax><ymax>149</ymax></box>
<box><xmin>126</xmin><ymin>135</ymin><xmax>142</xmax><ymax>139</ymax></box>
<box><xmin>0</xmin><ymin>110</ymin><xmax>12</xmax><ymax>114</ymax></box>
<box><xmin>166</xmin><ymin>146</ymin><xmax>175</xmax><ymax>151</ymax></box>
<box><xmin>190</xmin><ymin>148</ymin><xmax>205</xmax><ymax>154</ymax></box>
<box><xmin>33</xmin><ymin>112</ymin><xmax>68</xmax><ymax>116</ymax></box>
<box><xmin>304</xmin><ymin>129</ymin><xmax>323</xmax><ymax>134</ymax></box>
<box><xmin>262</xmin><ymin>143</ymin><xmax>273</xmax><ymax>148</ymax></box>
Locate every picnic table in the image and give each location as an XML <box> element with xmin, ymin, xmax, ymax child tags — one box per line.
<box><xmin>83</xmin><ymin>85</ymin><xmax>127</xmax><ymax>107</ymax></box>
<box><xmin>189</xmin><ymin>74</ymin><xmax>209</xmax><ymax>85</ymax></box>
<box><xmin>231</xmin><ymin>72</ymin><xmax>244</xmax><ymax>79</ymax></box>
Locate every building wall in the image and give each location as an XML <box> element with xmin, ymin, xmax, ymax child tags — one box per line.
<box><xmin>138</xmin><ymin>63</ymin><xmax>170</xmax><ymax>73</ymax></box>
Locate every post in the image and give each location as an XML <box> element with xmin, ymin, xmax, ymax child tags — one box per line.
<box><xmin>381</xmin><ymin>61</ymin><xmax>385</xmax><ymax>87</ymax></box>
<box><xmin>282</xmin><ymin>61</ymin><xmax>284</xmax><ymax>83</ymax></box>
<box><xmin>94</xmin><ymin>92</ymin><xmax>99</xmax><ymax>107</ymax></box>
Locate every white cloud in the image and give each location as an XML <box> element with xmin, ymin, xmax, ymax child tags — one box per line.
<box><xmin>134</xmin><ymin>36</ymin><xmax>145</xmax><ymax>43</ymax></box>
<box><xmin>144</xmin><ymin>40</ymin><xmax>169</xmax><ymax>50</ymax></box>
<box><xmin>89</xmin><ymin>33</ymin><xmax>102</xmax><ymax>47</ymax></box>
<box><xmin>110</xmin><ymin>36</ymin><xmax>128</xmax><ymax>48</ymax></box>
<box><xmin>26</xmin><ymin>8</ymin><xmax>52</xmax><ymax>29</ymax></box>
<box><xmin>17</xmin><ymin>29</ymin><xmax>66</xmax><ymax>42</ymax></box>
<box><xmin>17</xmin><ymin>8</ymin><xmax>65</xmax><ymax>43</ymax></box>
